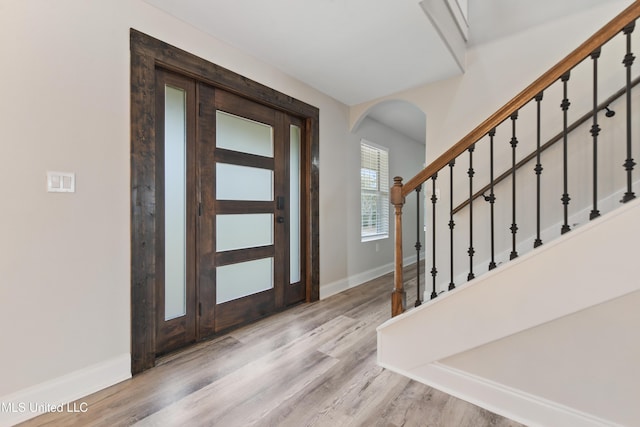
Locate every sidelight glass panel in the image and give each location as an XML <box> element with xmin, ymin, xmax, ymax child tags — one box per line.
<box><xmin>216</xmin><ymin>110</ymin><xmax>273</xmax><ymax>157</ymax></box>
<box><xmin>216</xmin><ymin>214</ymin><xmax>273</xmax><ymax>252</ymax></box>
<box><xmin>164</xmin><ymin>85</ymin><xmax>187</xmax><ymax>321</ymax></box>
<box><xmin>216</xmin><ymin>258</ymin><xmax>274</xmax><ymax>304</ymax></box>
<box><xmin>216</xmin><ymin>163</ymin><xmax>273</xmax><ymax>201</ymax></box>
<box><xmin>290</xmin><ymin>125</ymin><xmax>301</xmax><ymax>284</ymax></box>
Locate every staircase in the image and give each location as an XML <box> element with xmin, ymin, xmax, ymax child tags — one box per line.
<box><xmin>377</xmin><ymin>3</ymin><xmax>640</xmax><ymax>426</ymax></box>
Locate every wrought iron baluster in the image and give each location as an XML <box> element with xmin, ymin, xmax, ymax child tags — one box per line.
<box><xmin>415</xmin><ymin>184</ymin><xmax>422</xmax><ymax>307</ymax></box>
<box><xmin>510</xmin><ymin>112</ymin><xmax>519</xmax><ymax>260</ymax></box>
<box><xmin>534</xmin><ymin>93</ymin><xmax>544</xmax><ymax>247</ymax></box>
<box><xmin>591</xmin><ymin>48</ymin><xmax>602</xmax><ymax>220</ymax></box>
<box><xmin>448</xmin><ymin>160</ymin><xmax>456</xmax><ymax>291</ymax></box>
<box><xmin>560</xmin><ymin>72</ymin><xmax>572</xmax><ymax>234</ymax></box>
<box><xmin>468</xmin><ymin>145</ymin><xmax>475</xmax><ymax>280</ymax></box>
<box><xmin>622</xmin><ymin>22</ymin><xmax>636</xmax><ymax>203</ymax></box>
<box><xmin>488</xmin><ymin>129</ymin><xmax>497</xmax><ymax>270</ymax></box>
<box><xmin>430</xmin><ymin>175</ymin><xmax>438</xmax><ymax>300</ymax></box>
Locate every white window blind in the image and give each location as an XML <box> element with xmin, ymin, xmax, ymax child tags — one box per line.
<box><xmin>360</xmin><ymin>141</ymin><xmax>389</xmax><ymax>241</ymax></box>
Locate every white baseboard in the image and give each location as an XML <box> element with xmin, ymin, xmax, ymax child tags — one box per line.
<box><xmin>378</xmin><ymin>361</ymin><xmax>621</xmax><ymax>427</ymax></box>
<box><xmin>320</xmin><ymin>253</ymin><xmax>422</xmax><ymax>299</ymax></box>
<box><xmin>0</xmin><ymin>354</ymin><xmax>131</xmax><ymax>427</ymax></box>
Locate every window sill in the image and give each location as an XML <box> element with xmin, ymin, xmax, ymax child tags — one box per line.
<box><xmin>361</xmin><ymin>234</ymin><xmax>389</xmax><ymax>243</ymax></box>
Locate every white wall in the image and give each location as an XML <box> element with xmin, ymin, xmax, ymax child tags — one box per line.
<box><xmin>320</xmin><ymin>117</ymin><xmax>425</xmax><ymax>297</ymax></box>
<box><xmin>443</xmin><ymin>290</ymin><xmax>640</xmax><ymax>427</ymax></box>
<box><xmin>0</xmin><ymin>0</ymin><xmax>353</xmax><ymax>410</ymax></box>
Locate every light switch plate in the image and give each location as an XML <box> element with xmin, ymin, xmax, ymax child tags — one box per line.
<box><xmin>47</xmin><ymin>171</ymin><xmax>75</xmax><ymax>193</ymax></box>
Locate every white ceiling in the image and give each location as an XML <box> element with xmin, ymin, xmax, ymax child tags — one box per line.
<box><xmin>467</xmin><ymin>0</ymin><xmax>607</xmax><ymax>47</ymax></box>
<box><xmin>144</xmin><ymin>0</ymin><xmax>462</xmax><ymax>106</ymax></box>
<box><xmin>144</xmin><ymin>0</ymin><xmax>618</xmax><ymax>143</ymax></box>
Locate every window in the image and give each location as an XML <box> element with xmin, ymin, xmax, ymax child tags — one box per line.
<box><xmin>360</xmin><ymin>140</ymin><xmax>389</xmax><ymax>241</ymax></box>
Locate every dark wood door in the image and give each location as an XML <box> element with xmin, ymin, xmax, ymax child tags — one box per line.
<box><xmin>155</xmin><ymin>73</ymin><xmax>307</xmax><ymax>355</ymax></box>
<box><xmin>131</xmin><ymin>30</ymin><xmax>320</xmax><ymax>373</ymax></box>
<box><xmin>198</xmin><ymin>86</ymin><xmax>306</xmax><ymax>333</ymax></box>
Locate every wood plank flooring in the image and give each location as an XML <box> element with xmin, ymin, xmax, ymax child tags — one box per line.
<box><xmin>18</xmin><ymin>266</ymin><xmax>523</xmax><ymax>427</ymax></box>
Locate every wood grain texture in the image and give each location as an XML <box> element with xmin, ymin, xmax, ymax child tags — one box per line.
<box><xmin>306</xmin><ymin>115</ymin><xmax>320</xmax><ymax>302</ymax></box>
<box><xmin>391</xmin><ymin>177</ymin><xmax>406</xmax><ymax>317</ymax></box>
<box><xmin>402</xmin><ymin>2</ymin><xmax>640</xmax><ymax>196</ymax></box>
<box><xmin>19</xmin><ymin>265</ymin><xmax>523</xmax><ymax>427</ymax></box>
<box><xmin>130</xmin><ymin>40</ymin><xmax>158</xmax><ymax>374</ymax></box>
<box><xmin>196</xmin><ymin>82</ymin><xmax>217</xmax><ymax>339</ymax></box>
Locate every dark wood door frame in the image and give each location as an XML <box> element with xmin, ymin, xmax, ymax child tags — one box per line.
<box><xmin>130</xmin><ymin>29</ymin><xmax>320</xmax><ymax>375</ymax></box>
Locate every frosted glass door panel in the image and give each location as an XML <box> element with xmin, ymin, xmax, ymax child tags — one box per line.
<box><xmin>164</xmin><ymin>85</ymin><xmax>187</xmax><ymax>321</ymax></box>
<box><xmin>216</xmin><ymin>258</ymin><xmax>274</xmax><ymax>304</ymax></box>
<box><xmin>216</xmin><ymin>111</ymin><xmax>273</xmax><ymax>157</ymax></box>
<box><xmin>290</xmin><ymin>125</ymin><xmax>301</xmax><ymax>284</ymax></box>
<box><xmin>217</xmin><ymin>214</ymin><xmax>273</xmax><ymax>251</ymax></box>
<box><xmin>216</xmin><ymin>163</ymin><xmax>273</xmax><ymax>201</ymax></box>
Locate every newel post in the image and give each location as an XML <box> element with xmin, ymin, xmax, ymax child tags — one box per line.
<box><xmin>391</xmin><ymin>176</ymin><xmax>406</xmax><ymax>317</ymax></box>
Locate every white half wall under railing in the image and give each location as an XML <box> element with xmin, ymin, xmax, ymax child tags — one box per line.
<box><xmin>378</xmin><ymin>197</ymin><xmax>640</xmax><ymax>427</ymax></box>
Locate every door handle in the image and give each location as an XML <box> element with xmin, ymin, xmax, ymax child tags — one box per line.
<box><xmin>277</xmin><ymin>196</ymin><xmax>285</xmax><ymax>210</ymax></box>
<box><xmin>277</xmin><ymin>216</ymin><xmax>285</xmax><ymax>223</ymax></box>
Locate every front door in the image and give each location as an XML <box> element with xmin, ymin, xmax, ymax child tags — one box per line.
<box><xmin>155</xmin><ymin>70</ymin><xmax>306</xmax><ymax>355</ymax></box>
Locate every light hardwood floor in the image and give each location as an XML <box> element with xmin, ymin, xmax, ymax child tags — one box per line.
<box><xmin>19</xmin><ymin>267</ymin><xmax>523</xmax><ymax>427</ymax></box>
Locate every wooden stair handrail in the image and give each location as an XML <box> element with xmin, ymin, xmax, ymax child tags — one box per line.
<box><xmin>401</xmin><ymin>1</ymin><xmax>640</xmax><ymax>198</ymax></box>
